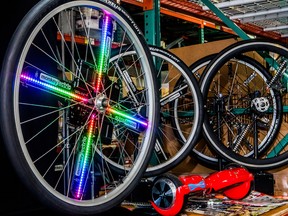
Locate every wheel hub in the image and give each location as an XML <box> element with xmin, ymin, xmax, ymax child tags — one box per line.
<box><xmin>94</xmin><ymin>93</ymin><xmax>109</xmax><ymax>112</ymax></box>
<box><xmin>251</xmin><ymin>97</ymin><xmax>269</xmax><ymax>112</ymax></box>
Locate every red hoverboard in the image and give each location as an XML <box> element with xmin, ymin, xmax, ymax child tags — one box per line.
<box><xmin>150</xmin><ymin>165</ymin><xmax>254</xmax><ymax>216</ymax></box>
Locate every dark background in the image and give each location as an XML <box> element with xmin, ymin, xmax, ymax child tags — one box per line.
<box><xmin>0</xmin><ymin>2</ymin><xmax>43</xmax><ymax>215</ymax></box>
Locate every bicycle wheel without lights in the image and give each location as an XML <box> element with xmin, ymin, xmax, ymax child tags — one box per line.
<box><xmin>189</xmin><ymin>54</ymin><xmax>280</xmax><ymax>170</ymax></box>
<box><xmin>200</xmin><ymin>39</ymin><xmax>288</xmax><ymax>170</ymax></box>
<box><xmin>0</xmin><ymin>0</ymin><xmax>159</xmax><ymax>215</ymax></box>
<box><xmin>188</xmin><ymin>54</ymin><xmax>223</xmax><ymax>169</ymax></box>
<box><xmin>109</xmin><ymin>45</ymin><xmax>203</xmax><ymax>177</ymax></box>
<box><xmin>148</xmin><ymin>46</ymin><xmax>203</xmax><ymax>176</ymax></box>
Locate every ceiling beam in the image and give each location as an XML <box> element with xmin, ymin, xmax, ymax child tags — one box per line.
<box><xmin>160</xmin><ymin>7</ymin><xmax>236</xmax><ymax>35</ymax></box>
<box><xmin>120</xmin><ymin>0</ymin><xmax>153</xmax><ymax>10</ymax></box>
<box><xmin>239</xmin><ymin>12</ymin><xmax>288</xmax><ymax>23</ymax></box>
<box><xmin>264</xmin><ymin>25</ymin><xmax>288</xmax><ymax>31</ymax></box>
<box><xmin>230</xmin><ymin>7</ymin><xmax>288</xmax><ymax>19</ymax></box>
<box><xmin>202</xmin><ymin>0</ymin><xmax>263</xmax><ymax>10</ymax></box>
<box><xmin>140</xmin><ymin>0</ymin><xmax>288</xmax><ymax>43</ymax></box>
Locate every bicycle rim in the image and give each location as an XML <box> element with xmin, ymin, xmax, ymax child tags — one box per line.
<box><xmin>200</xmin><ymin>39</ymin><xmax>288</xmax><ymax>170</ymax></box>
<box><xmin>0</xmin><ymin>0</ymin><xmax>158</xmax><ymax>214</ymax></box>
<box><xmin>109</xmin><ymin>46</ymin><xmax>203</xmax><ymax>177</ymax></box>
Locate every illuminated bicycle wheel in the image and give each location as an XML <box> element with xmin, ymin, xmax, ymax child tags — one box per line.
<box><xmin>0</xmin><ymin>0</ymin><xmax>159</xmax><ymax>215</ymax></box>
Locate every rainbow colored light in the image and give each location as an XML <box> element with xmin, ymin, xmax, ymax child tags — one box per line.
<box><xmin>95</xmin><ymin>14</ymin><xmax>113</xmax><ymax>92</ymax></box>
<box><xmin>20</xmin><ymin>74</ymin><xmax>88</xmax><ymax>102</ymax></box>
<box><xmin>20</xmin><ymin>73</ymin><xmax>148</xmax><ymax>129</ymax></box>
<box><xmin>107</xmin><ymin>107</ymin><xmax>148</xmax><ymax>127</ymax></box>
<box><xmin>73</xmin><ymin>114</ymin><xmax>95</xmax><ymax>199</ymax></box>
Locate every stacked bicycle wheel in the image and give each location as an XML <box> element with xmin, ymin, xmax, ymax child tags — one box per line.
<box><xmin>197</xmin><ymin>39</ymin><xmax>288</xmax><ymax>171</ymax></box>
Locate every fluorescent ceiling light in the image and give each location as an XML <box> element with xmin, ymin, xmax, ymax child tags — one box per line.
<box><xmin>230</xmin><ymin>7</ymin><xmax>288</xmax><ymax>19</ymax></box>
<box><xmin>264</xmin><ymin>25</ymin><xmax>288</xmax><ymax>31</ymax></box>
<box><xmin>202</xmin><ymin>0</ymin><xmax>263</xmax><ymax>10</ymax></box>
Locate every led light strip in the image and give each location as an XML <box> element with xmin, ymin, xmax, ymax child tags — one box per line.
<box><xmin>107</xmin><ymin>107</ymin><xmax>148</xmax><ymax>127</ymax></box>
<box><xmin>20</xmin><ymin>74</ymin><xmax>88</xmax><ymax>102</ymax></box>
<box><xmin>73</xmin><ymin>114</ymin><xmax>96</xmax><ymax>199</ymax></box>
<box><xmin>95</xmin><ymin>14</ymin><xmax>113</xmax><ymax>92</ymax></box>
<box><xmin>21</xmin><ymin>73</ymin><xmax>147</xmax><ymax>127</ymax></box>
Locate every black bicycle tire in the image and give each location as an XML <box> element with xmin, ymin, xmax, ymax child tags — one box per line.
<box><xmin>200</xmin><ymin>39</ymin><xmax>288</xmax><ymax>170</ymax></box>
<box><xmin>109</xmin><ymin>45</ymin><xmax>204</xmax><ymax>177</ymax></box>
<box><xmin>149</xmin><ymin>46</ymin><xmax>204</xmax><ymax>177</ymax></box>
<box><xmin>188</xmin><ymin>54</ymin><xmax>226</xmax><ymax>169</ymax></box>
<box><xmin>0</xmin><ymin>0</ymin><xmax>159</xmax><ymax>215</ymax></box>
<box><xmin>188</xmin><ymin>53</ymin><xmax>282</xmax><ymax>170</ymax></box>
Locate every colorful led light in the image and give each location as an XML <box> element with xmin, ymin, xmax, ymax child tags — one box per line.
<box><xmin>73</xmin><ymin>114</ymin><xmax>96</xmax><ymax>199</ymax></box>
<box><xmin>107</xmin><ymin>107</ymin><xmax>148</xmax><ymax>127</ymax></box>
<box><xmin>95</xmin><ymin>14</ymin><xmax>113</xmax><ymax>92</ymax></box>
<box><xmin>20</xmin><ymin>74</ymin><xmax>88</xmax><ymax>102</ymax></box>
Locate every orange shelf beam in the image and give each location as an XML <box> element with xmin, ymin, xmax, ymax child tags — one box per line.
<box><xmin>121</xmin><ymin>0</ymin><xmax>153</xmax><ymax>10</ymax></box>
<box><xmin>116</xmin><ymin>0</ymin><xmax>287</xmax><ymax>43</ymax></box>
<box><xmin>160</xmin><ymin>0</ymin><xmax>287</xmax><ymax>43</ymax></box>
<box><xmin>56</xmin><ymin>33</ymin><xmax>121</xmax><ymax>48</ymax></box>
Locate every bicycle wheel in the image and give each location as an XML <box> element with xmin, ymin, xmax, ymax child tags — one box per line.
<box><xmin>189</xmin><ymin>54</ymin><xmax>274</xmax><ymax>170</ymax></box>
<box><xmin>0</xmin><ymin>0</ymin><xmax>159</xmax><ymax>215</ymax></box>
<box><xmin>200</xmin><ymin>39</ymin><xmax>288</xmax><ymax>170</ymax></box>
<box><xmin>109</xmin><ymin>45</ymin><xmax>203</xmax><ymax>177</ymax></box>
<box><xmin>189</xmin><ymin>53</ymin><xmax>217</xmax><ymax>80</ymax></box>
<box><xmin>188</xmin><ymin>54</ymin><xmax>223</xmax><ymax>169</ymax></box>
